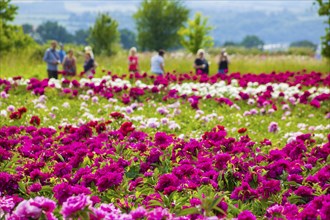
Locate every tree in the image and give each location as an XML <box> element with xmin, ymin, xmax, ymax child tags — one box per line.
<box><xmin>223</xmin><ymin>41</ymin><xmax>239</xmax><ymax>47</ymax></box>
<box><xmin>22</xmin><ymin>23</ymin><xmax>44</xmax><ymax>44</ymax></box>
<box><xmin>0</xmin><ymin>0</ymin><xmax>34</xmax><ymax>52</ymax></box>
<box><xmin>241</xmin><ymin>35</ymin><xmax>264</xmax><ymax>48</ymax></box>
<box><xmin>134</xmin><ymin>0</ymin><xmax>189</xmax><ymax>51</ymax></box>
<box><xmin>316</xmin><ymin>0</ymin><xmax>330</xmax><ymax>59</ymax></box>
<box><xmin>74</xmin><ymin>29</ymin><xmax>89</xmax><ymax>45</ymax></box>
<box><xmin>290</xmin><ymin>40</ymin><xmax>317</xmax><ymax>50</ymax></box>
<box><xmin>178</xmin><ymin>13</ymin><xmax>213</xmax><ymax>54</ymax></box>
<box><xmin>120</xmin><ymin>29</ymin><xmax>137</xmax><ymax>49</ymax></box>
<box><xmin>22</xmin><ymin>23</ymin><xmax>34</xmax><ymax>34</ymax></box>
<box><xmin>88</xmin><ymin>13</ymin><xmax>120</xmax><ymax>55</ymax></box>
<box><xmin>36</xmin><ymin>21</ymin><xmax>73</xmax><ymax>43</ymax></box>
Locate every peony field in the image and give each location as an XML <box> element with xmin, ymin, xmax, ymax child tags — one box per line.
<box><xmin>0</xmin><ymin>71</ymin><xmax>330</xmax><ymax>220</ymax></box>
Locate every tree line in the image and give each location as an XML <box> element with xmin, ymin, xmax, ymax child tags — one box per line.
<box><xmin>1</xmin><ymin>0</ymin><xmax>329</xmax><ymax>58</ymax></box>
<box><xmin>22</xmin><ymin>22</ymin><xmax>136</xmax><ymax>50</ymax></box>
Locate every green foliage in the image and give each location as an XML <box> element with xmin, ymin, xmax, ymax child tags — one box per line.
<box><xmin>290</xmin><ymin>40</ymin><xmax>317</xmax><ymax>50</ymax></box>
<box><xmin>22</xmin><ymin>22</ymin><xmax>89</xmax><ymax>45</ymax></box>
<box><xmin>179</xmin><ymin>12</ymin><xmax>214</xmax><ymax>54</ymax></box>
<box><xmin>134</xmin><ymin>0</ymin><xmax>189</xmax><ymax>51</ymax></box>
<box><xmin>0</xmin><ymin>0</ymin><xmax>35</xmax><ymax>53</ymax></box>
<box><xmin>74</xmin><ymin>29</ymin><xmax>89</xmax><ymax>45</ymax></box>
<box><xmin>88</xmin><ymin>13</ymin><xmax>120</xmax><ymax>56</ymax></box>
<box><xmin>36</xmin><ymin>21</ymin><xmax>74</xmax><ymax>44</ymax></box>
<box><xmin>241</xmin><ymin>35</ymin><xmax>264</xmax><ymax>49</ymax></box>
<box><xmin>223</xmin><ymin>41</ymin><xmax>239</xmax><ymax>47</ymax></box>
<box><xmin>287</xmin><ymin>47</ymin><xmax>316</xmax><ymax>56</ymax></box>
<box><xmin>22</xmin><ymin>23</ymin><xmax>33</xmax><ymax>34</ymax></box>
<box><xmin>119</xmin><ymin>28</ymin><xmax>137</xmax><ymax>49</ymax></box>
<box><xmin>1</xmin><ymin>47</ymin><xmax>330</xmax><ymax>79</ymax></box>
<box><xmin>0</xmin><ymin>0</ymin><xmax>17</xmax><ymax>23</ymax></box>
<box><xmin>208</xmin><ymin>46</ymin><xmax>316</xmax><ymax>57</ymax></box>
<box><xmin>316</xmin><ymin>0</ymin><xmax>330</xmax><ymax>59</ymax></box>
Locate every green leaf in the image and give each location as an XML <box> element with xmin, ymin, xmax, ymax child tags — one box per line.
<box><xmin>18</xmin><ymin>181</ymin><xmax>27</xmax><ymax>195</ymax></box>
<box><xmin>210</xmin><ymin>197</ymin><xmax>222</xmax><ymax>209</ymax></box>
<box><xmin>148</xmin><ymin>200</ymin><xmax>163</xmax><ymax>207</ymax></box>
<box><xmin>56</xmin><ymin>153</ymin><xmax>65</xmax><ymax>162</ymax></box>
<box><xmin>40</xmin><ymin>185</ymin><xmax>53</xmax><ymax>194</ymax></box>
<box><xmin>287</xmin><ymin>194</ymin><xmax>306</xmax><ymax>204</ymax></box>
<box><xmin>177</xmin><ymin>207</ymin><xmax>199</xmax><ymax>216</ymax></box>
<box><xmin>125</xmin><ymin>165</ymin><xmax>140</xmax><ymax>179</ymax></box>
<box><xmin>227</xmin><ymin>203</ymin><xmax>240</xmax><ymax>216</ymax></box>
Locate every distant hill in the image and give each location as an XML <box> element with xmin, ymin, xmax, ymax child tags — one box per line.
<box><xmin>12</xmin><ymin>0</ymin><xmax>326</xmax><ymax>45</ymax></box>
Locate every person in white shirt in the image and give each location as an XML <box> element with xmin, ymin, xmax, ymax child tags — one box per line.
<box><xmin>151</xmin><ymin>50</ymin><xmax>165</xmax><ymax>75</ymax></box>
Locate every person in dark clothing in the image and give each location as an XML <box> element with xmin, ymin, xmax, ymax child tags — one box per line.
<box><xmin>194</xmin><ymin>49</ymin><xmax>209</xmax><ymax>75</ymax></box>
<box><xmin>218</xmin><ymin>49</ymin><xmax>229</xmax><ymax>74</ymax></box>
<box><xmin>83</xmin><ymin>52</ymin><xmax>95</xmax><ymax>77</ymax></box>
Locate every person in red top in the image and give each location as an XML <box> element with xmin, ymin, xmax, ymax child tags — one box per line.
<box><xmin>128</xmin><ymin>47</ymin><xmax>139</xmax><ymax>73</ymax></box>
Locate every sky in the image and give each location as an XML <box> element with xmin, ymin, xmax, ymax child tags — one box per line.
<box><xmin>11</xmin><ymin>0</ymin><xmax>324</xmax><ymax>44</ymax></box>
<box><xmin>12</xmin><ymin>0</ymin><xmax>318</xmax><ymax>14</ymax></box>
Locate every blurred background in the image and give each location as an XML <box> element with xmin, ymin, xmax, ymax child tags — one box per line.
<box><xmin>1</xmin><ymin>0</ymin><xmax>329</xmax><ymax>78</ymax></box>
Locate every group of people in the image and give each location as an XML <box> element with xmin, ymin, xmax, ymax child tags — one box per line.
<box><xmin>43</xmin><ymin>40</ymin><xmax>229</xmax><ymax>80</ymax></box>
<box><xmin>129</xmin><ymin>48</ymin><xmax>229</xmax><ymax>76</ymax></box>
<box><xmin>43</xmin><ymin>41</ymin><xmax>96</xmax><ymax>79</ymax></box>
<box><xmin>195</xmin><ymin>48</ymin><xmax>229</xmax><ymax>74</ymax></box>
<box><xmin>123</xmin><ymin>47</ymin><xmax>167</xmax><ymax>75</ymax></box>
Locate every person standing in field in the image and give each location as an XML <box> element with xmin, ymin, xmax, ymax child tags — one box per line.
<box><xmin>218</xmin><ymin>49</ymin><xmax>229</xmax><ymax>74</ymax></box>
<box><xmin>194</xmin><ymin>49</ymin><xmax>209</xmax><ymax>75</ymax></box>
<box><xmin>62</xmin><ymin>49</ymin><xmax>76</xmax><ymax>77</ymax></box>
<box><xmin>58</xmin><ymin>43</ymin><xmax>66</xmax><ymax>63</ymax></box>
<box><xmin>84</xmin><ymin>46</ymin><xmax>94</xmax><ymax>59</ymax></box>
<box><xmin>128</xmin><ymin>47</ymin><xmax>139</xmax><ymax>73</ymax></box>
<box><xmin>151</xmin><ymin>50</ymin><xmax>165</xmax><ymax>75</ymax></box>
<box><xmin>83</xmin><ymin>51</ymin><xmax>95</xmax><ymax>78</ymax></box>
<box><xmin>43</xmin><ymin>40</ymin><xmax>60</xmax><ymax>79</ymax></box>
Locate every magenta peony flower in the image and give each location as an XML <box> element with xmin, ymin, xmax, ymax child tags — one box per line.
<box><xmin>11</xmin><ymin>197</ymin><xmax>56</xmax><ymax>219</ymax></box>
<box><xmin>12</xmin><ymin>200</ymin><xmax>41</xmax><ymax>219</ymax></box>
<box><xmin>190</xmin><ymin>198</ymin><xmax>202</xmax><ymax>206</ymax></box>
<box><xmin>310</xmin><ymin>99</ymin><xmax>321</xmax><ymax>108</ymax></box>
<box><xmin>28</xmin><ymin>183</ymin><xmax>42</xmax><ymax>193</ymax></box>
<box><xmin>147</xmin><ymin>207</ymin><xmax>171</xmax><ymax>220</ymax></box>
<box><xmin>53</xmin><ymin>162</ymin><xmax>72</xmax><ymax>177</ymax></box>
<box><xmin>61</xmin><ymin>194</ymin><xmax>92</xmax><ymax>219</ymax></box>
<box><xmin>231</xmin><ymin>182</ymin><xmax>257</xmax><ymax>201</ymax></box>
<box><xmin>294</xmin><ymin>186</ymin><xmax>314</xmax><ymax>197</ymax></box>
<box><xmin>287</xmin><ymin>174</ymin><xmax>304</xmax><ymax>184</ymax></box>
<box><xmin>130</xmin><ymin>206</ymin><xmax>147</xmax><ymax>219</ymax></box>
<box><xmin>258</xmin><ymin>179</ymin><xmax>281</xmax><ymax>199</ymax></box>
<box><xmin>0</xmin><ymin>172</ymin><xmax>19</xmax><ymax>195</ymax></box>
<box><xmin>320</xmin><ymin>201</ymin><xmax>330</xmax><ymax>220</ymax></box>
<box><xmin>214</xmin><ymin>153</ymin><xmax>231</xmax><ymax>170</ymax></box>
<box><xmin>53</xmin><ymin>183</ymin><xmax>73</xmax><ymax>205</ymax></box>
<box><xmin>30</xmin><ymin>197</ymin><xmax>56</xmax><ymax>213</ymax></box>
<box><xmin>268</xmin><ymin>122</ymin><xmax>278</xmax><ymax>133</ymax></box>
<box><xmin>96</xmin><ymin>172</ymin><xmax>123</xmax><ymax>192</ymax></box>
<box><xmin>155</xmin><ymin>174</ymin><xmax>179</xmax><ymax>192</ymax></box>
<box><xmin>62</xmin><ymin>88</ymin><xmax>71</xmax><ymax>94</ymax></box>
<box><xmin>237</xmin><ymin>210</ymin><xmax>257</xmax><ymax>220</ymax></box>
<box><xmin>154</xmin><ymin>132</ymin><xmax>173</xmax><ymax>149</ymax></box>
<box><xmin>0</xmin><ymin>196</ymin><xmax>16</xmax><ymax>214</ymax></box>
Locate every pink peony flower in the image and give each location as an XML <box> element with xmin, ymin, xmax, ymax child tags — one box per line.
<box><xmin>61</xmin><ymin>194</ymin><xmax>92</xmax><ymax>219</ymax></box>
<box><xmin>268</xmin><ymin>122</ymin><xmax>278</xmax><ymax>133</ymax></box>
